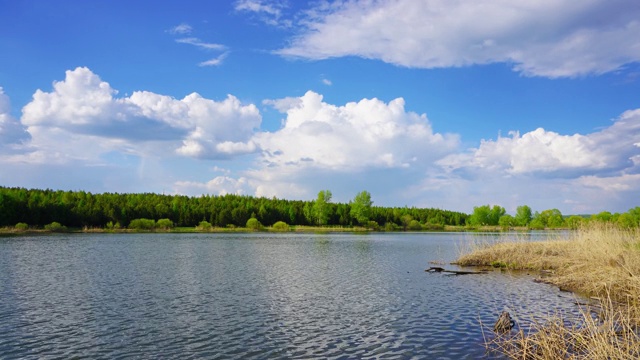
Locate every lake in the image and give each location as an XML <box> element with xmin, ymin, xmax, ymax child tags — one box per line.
<box><xmin>0</xmin><ymin>232</ymin><xmax>581</xmax><ymax>359</ymax></box>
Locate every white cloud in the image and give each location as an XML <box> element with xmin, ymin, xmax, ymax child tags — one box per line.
<box><xmin>199</xmin><ymin>52</ymin><xmax>229</xmax><ymax>67</ymax></box>
<box><xmin>17</xmin><ymin>67</ymin><xmax>261</xmax><ymax>163</ymax></box>
<box><xmin>321</xmin><ymin>78</ymin><xmax>332</xmax><ymax>86</ymax></box>
<box><xmin>235</xmin><ymin>0</ymin><xmax>291</xmax><ymax>27</ymax></box>
<box><xmin>278</xmin><ymin>0</ymin><xmax>640</xmax><ymax>77</ymax></box>
<box><xmin>438</xmin><ymin>109</ymin><xmax>640</xmax><ymax>176</ymax></box>
<box><xmin>0</xmin><ymin>87</ymin><xmax>30</xmax><ymax>149</ymax></box>
<box><xmin>255</xmin><ymin>91</ymin><xmax>458</xmax><ymax>171</ymax></box>
<box><xmin>175</xmin><ymin>37</ymin><xmax>226</xmax><ymax>51</ymax></box>
<box><xmin>174</xmin><ymin>176</ymin><xmax>250</xmax><ymax>196</ymax></box>
<box><xmin>168</xmin><ymin>23</ymin><xmax>193</xmax><ymax>35</ymax></box>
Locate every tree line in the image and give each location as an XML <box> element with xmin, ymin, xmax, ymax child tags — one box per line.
<box><xmin>466</xmin><ymin>204</ymin><xmax>640</xmax><ymax>229</ymax></box>
<box><xmin>0</xmin><ymin>187</ymin><xmax>468</xmax><ymax>229</ymax></box>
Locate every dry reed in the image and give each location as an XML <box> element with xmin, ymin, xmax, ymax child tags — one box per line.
<box><xmin>459</xmin><ymin>224</ymin><xmax>640</xmax><ymax>359</ymax></box>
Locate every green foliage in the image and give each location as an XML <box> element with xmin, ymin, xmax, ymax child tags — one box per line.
<box><xmin>408</xmin><ymin>219</ymin><xmax>423</xmax><ymax>231</ymax></box>
<box><xmin>385</xmin><ymin>222</ymin><xmax>399</xmax><ymax>231</ymax></box>
<box><xmin>246</xmin><ymin>217</ymin><xmax>263</xmax><ymax>230</ymax></box>
<box><xmin>156</xmin><ymin>218</ymin><xmax>174</xmax><ymax>230</ymax></box>
<box><xmin>0</xmin><ymin>186</ymin><xmax>468</xmax><ymax>229</ymax></box>
<box><xmin>44</xmin><ymin>221</ymin><xmax>67</xmax><ymax>232</ymax></box>
<box><xmin>105</xmin><ymin>221</ymin><xmax>121</xmax><ymax>230</ymax></box>
<box><xmin>312</xmin><ymin>190</ymin><xmax>332</xmax><ymax>225</ymax></box>
<box><xmin>350</xmin><ymin>190</ymin><xmax>373</xmax><ymax>225</ymax></box>
<box><xmin>591</xmin><ymin>211</ymin><xmax>613</xmax><ymax>223</ymax></box>
<box><xmin>532</xmin><ymin>209</ymin><xmax>565</xmax><ymax>228</ymax></box>
<box><xmin>515</xmin><ymin>205</ymin><xmax>532</xmax><ymax>226</ymax></box>
<box><xmin>128</xmin><ymin>218</ymin><xmax>156</xmax><ymax>230</ymax></box>
<box><xmin>367</xmin><ymin>220</ymin><xmax>379</xmax><ymax>230</ymax></box>
<box><xmin>401</xmin><ymin>214</ymin><xmax>413</xmax><ymax>230</ymax></box>
<box><xmin>566</xmin><ymin>216</ymin><xmax>585</xmax><ymax>230</ymax></box>
<box><xmin>15</xmin><ymin>222</ymin><xmax>28</xmax><ymax>231</ymax></box>
<box><xmin>467</xmin><ymin>205</ymin><xmax>505</xmax><ymax>226</ymax></box>
<box><xmin>272</xmin><ymin>221</ymin><xmax>289</xmax><ymax>231</ymax></box>
<box><xmin>197</xmin><ymin>220</ymin><xmax>213</xmax><ymax>230</ymax></box>
<box><xmin>498</xmin><ymin>214</ymin><xmax>515</xmax><ymax>229</ymax></box>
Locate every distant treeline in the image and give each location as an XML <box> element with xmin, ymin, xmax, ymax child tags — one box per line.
<box><xmin>0</xmin><ymin>187</ymin><xmax>468</xmax><ymax>228</ymax></box>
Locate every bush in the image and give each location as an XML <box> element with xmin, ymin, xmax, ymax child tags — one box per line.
<box><xmin>156</xmin><ymin>218</ymin><xmax>174</xmax><ymax>230</ymax></box>
<box><xmin>105</xmin><ymin>221</ymin><xmax>121</xmax><ymax>230</ymax></box>
<box><xmin>385</xmin><ymin>222</ymin><xmax>399</xmax><ymax>231</ymax></box>
<box><xmin>128</xmin><ymin>218</ymin><xmax>156</xmax><ymax>230</ymax></box>
<box><xmin>44</xmin><ymin>221</ymin><xmax>67</xmax><ymax>232</ymax></box>
<box><xmin>272</xmin><ymin>221</ymin><xmax>289</xmax><ymax>231</ymax></box>
<box><xmin>367</xmin><ymin>221</ymin><xmax>380</xmax><ymax>230</ymax></box>
<box><xmin>197</xmin><ymin>220</ymin><xmax>213</xmax><ymax>231</ymax></box>
<box><xmin>408</xmin><ymin>219</ymin><xmax>423</xmax><ymax>231</ymax></box>
<box><xmin>246</xmin><ymin>218</ymin><xmax>263</xmax><ymax>230</ymax></box>
<box><xmin>15</xmin><ymin>222</ymin><xmax>29</xmax><ymax>231</ymax></box>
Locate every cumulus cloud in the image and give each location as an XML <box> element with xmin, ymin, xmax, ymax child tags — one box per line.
<box><xmin>174</xmin><ymin>176</ymin><xmax>250</xmax><ymax>196</ymax></box>
<box><xmin>278</xmin><ymin>0</ymin><xmax>640</xmax><ymax>77</ymax></box>
<box><xmin>256</xmin><ymin>90</ymin><xmax>458</xmax><ymax>170</ymax></box>
<box><xmin>0</xmin><ymin>87</ymin><xmax>30</xmax><ymax>149</ymax></box>
<box><xmin>18</xmin><ymin>67</ymin><xmax>261</xmax><ymax>162</ymax></box>
<box><xmin>438</xmin><ymin>109</ymin><xmax>640</xmax><ymax>177</ymax></box>
<box><xmin>425</xmin><ymin>108</ymin><xmax>640</xmax><ymax>213</ymax></box>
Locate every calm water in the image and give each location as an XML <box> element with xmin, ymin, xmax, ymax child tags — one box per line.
<box><xmin>0</xmin><ymin>232</ymin><xmax>581</xmax><ymax>359</ymax></box>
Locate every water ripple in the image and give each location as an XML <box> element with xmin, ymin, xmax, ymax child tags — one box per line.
<box><xmin>0</xmin><ymin>232</ymin><xmax>582</xmax><ymax>359</ymax></box>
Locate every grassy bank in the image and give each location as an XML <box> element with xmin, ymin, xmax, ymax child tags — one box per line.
<box><xmin>457</xmin><ymin>224</ymin><xmax>640</xmax><ymax>358</ymax></box>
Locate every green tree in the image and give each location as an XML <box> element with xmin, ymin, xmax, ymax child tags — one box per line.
<box><xmin>514</xmin><ymin>205</ymin><xmax>532</xmax><ymax>226</ymax></box>
<box><xmin>498</xmin><ymin>214</ymin><xmax>515</xmax><ymax>229</ymax></box>
<box><xmin>312</xmin><ymin>190</ymin><xmax>332</xmax><ymax>225</ymax></box>
<box><xmin>467</xmin><ymin>205</ymin><xmax>505</xmax><ymax>226</ymax></box>
<box><xmin>408</xmin><ymin>219</ymin><xmax>423</xmax><ymax>231</ymax></box>
<box><xmin>350</xmin><ymin>190</ymin><xmax>373</xmax><ymax>225</ymax></box>
<box><xmin>272</xmin><ymin>221</ymin><xmax>289</xmax><ymax>231</ymax></box>
<box><xmin>44</xmin><ymin>221</ymin><xmax>67</xmax><ymax>232</ymax></box>
<box><xmin>566</xmin><ymin>215</ymin><xmax>585</xmax><ymax>229</ymax></box>
<box><xmin>156</xmin><ymin>218</ymin><xmax>174</xmax><ymax>230</ymax></box>
<box><xmin>197</xmin><ymin>220</ymin><xmax>213</xmax><ymax>230</ymax></box>
<box><xmin>246</xmin><ymin>217</ymin><xmax>263</xmax><ymax>230</ymax></box>
<box><xmin>128</xmin><ymin>218</ymin><xmax>155</xmax><ymax>230</ymax></box>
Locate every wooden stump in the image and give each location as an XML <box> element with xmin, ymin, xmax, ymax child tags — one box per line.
<box><xmin>494</xmin><ymin>311</ymin><xmax>515</xmax><ymax>333</ymax></box>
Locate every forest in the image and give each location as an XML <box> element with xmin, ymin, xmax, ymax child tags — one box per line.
<box><xmin>0</xmin><ymin>187</ymin><xmax>468</xmax><ymax>229</ymax></box>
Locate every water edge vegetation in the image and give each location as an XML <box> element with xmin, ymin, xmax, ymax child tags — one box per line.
<box><xmin>457</xmin><ymin>224</ymin><xmax>640</xmax><ymax>358</ymax></box>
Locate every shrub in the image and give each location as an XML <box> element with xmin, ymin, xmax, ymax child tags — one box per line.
<box><xmin>367</xmin><ymin>221</ymin><xmax>379</xmax><ymax>230</ymax></box>
<box><xmin>44</xmin><ymin>221</ymin><xmax>67</xmax><ymax>232</ymax></box>
<box><xmin>272</xmin><ymin>221</ymin><xmax>289</xmax><ymax>231</ymax></box>
<box><xmin>156</xmin><ymin>218</ymin><xmax>174</xmax><ymax>230</ymax></box>
<box><xmin>408</xmin><ymin>219</ymin><xmax>423</xmax><ymax>231</ymax></box>
<box><xmin>246</xmin><ymin>217</ymin><xmax>263</xmax><ymax>230</ymax></box>
<box><xmin>197</xmin><ymin>220</ymin><xmax>213</xmax><ymax>231</ymax></box>
<box><xmin>105</xmin><ymin>221</ymin><xmax>121</xmax><ymax>230</ymax></box>
<box><xmin>385</xmin><ymin>222</ymin><xmax>399</xmax><ymax>231</ymax></box>
<box><xmin>128</xmin><ymin>218</ymin><xmax>156</xmax><ymax>230</ymax></box>
<box><xmin>15</xmin><ymin>222</ymin><xmax>29</xmax><ymax>231</ymax></box>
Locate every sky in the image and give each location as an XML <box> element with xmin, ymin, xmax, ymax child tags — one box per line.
<box><xmin>1</xmin><ymin>0</ymin><xmax>639</xmax><ymax>215</ymax></box>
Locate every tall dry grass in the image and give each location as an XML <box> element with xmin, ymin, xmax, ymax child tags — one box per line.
<box><xmin>458</xmin><ymin>224</ymin><xmax>640</xmax><ymax>359</ymax></box>
<box><xmin>457</xmin><ymin>224</ymin><xmax>640</xmax><ymax>300</ymax></box>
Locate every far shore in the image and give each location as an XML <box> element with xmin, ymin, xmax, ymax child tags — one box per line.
<box><xmin>0</xmin><ymin>224</ymin><xmax>572</xmax><ymax>235</ymax></box>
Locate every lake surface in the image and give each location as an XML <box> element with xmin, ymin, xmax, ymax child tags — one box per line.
<box><xmin>0</xmin><ymin>232</ymin><xmax>581</xmax><ymax>359</ymax></box>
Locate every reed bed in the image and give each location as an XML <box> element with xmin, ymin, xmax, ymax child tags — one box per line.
<box><xmin>458</xmin><ymin>224</ymin><xmax>640</xmax><ymax>359</ymax></box>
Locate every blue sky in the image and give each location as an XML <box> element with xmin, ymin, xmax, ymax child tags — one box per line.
<box><xmin>1</xmin><ymin>0</ymin><xmax>639</xmax><ymax>215</ymax></box>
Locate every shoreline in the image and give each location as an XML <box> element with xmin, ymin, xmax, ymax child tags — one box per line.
<box><xmin>456</xmin><ymin>224</ymin><xmax>640</xmax><ymax>358</ymax></box>
<box><xmin>0</xmin><ymin>224</ymin><xmax>570</xmax><ymax>235</ymax></box>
